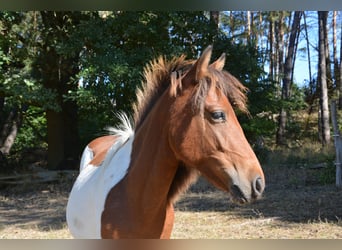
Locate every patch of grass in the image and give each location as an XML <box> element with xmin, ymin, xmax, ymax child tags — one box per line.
<box><xmin>266</xmin><ymin>142</ymin><xmax>334</xmax><ymax>167</ymax></box>
<box><xmin>263</xmin><ymin>141</ymin><xmax>336</xmax><ymax>185</ymax></box>
<box><xmin>172</xmin><ymin>214</ymin><xmax>342</xmax><ymax>239</ymax></box>
<box><xmin>317</xmin><ymin>164</ymin><xmax>336</xmax><ymax>185</ymax></box>
<box><xmin>2</xmin><ymin>151</ymin><xmax>342</xmax><ymax>239</ymax></box>
<box><xmin>0</xmin><ymin>224</ymin><xmax>72</xmax><ymax>239</ymax></box>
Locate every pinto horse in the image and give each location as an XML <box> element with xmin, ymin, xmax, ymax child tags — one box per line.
<box><xmin>66</xmin><ymin>46</ymin><xmax>265</xmax><ymax>239</ymax></box>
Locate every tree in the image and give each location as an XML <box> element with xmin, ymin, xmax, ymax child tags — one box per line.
<box><xmin>0</xmin><ymin>12</ymin><xmax>53</xmax><ymax>156</ymax></box>
<box><xmin>32</xmin><ymin>12</ymin><xmax>95</xmax><ymax>169</ymax></box>
<box><xmin>209</xmin><ymin>11</ymin><xmax>219</xmax><ymax>33</ymax></box>
<box><xmin>0</xmin><ymin>11</ymin><xmax>280</xmax><ymax>173</ymax></box>
<box><xmin>1</xmin><ymin>11</ymin><xmax>91</xmax><ymax>169</ymax></box>
<box><xmin>318</xmin><ymin>11</ymin><xmax>331</xmax><ymax>146</ymax></box>
<box><xmin>0</xmin><ymin>12</ymin><xmax>24</xmax><ymax>154</ymax></box>
<box><xmin>334</xmin><ymin>11</ymin><xmax>342</xmax><ymax>109</ymax></box>
<box><xmin>276</xmin><ymin>11</ymin><xmax>302</xmax><ymax>145</ymax></box>
<box><xmin>340</xmin><ymin>11</ymin><xmax>342</xmax><ymax>109</ymax></box>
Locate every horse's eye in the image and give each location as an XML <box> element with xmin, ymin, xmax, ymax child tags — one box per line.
<box><xmin>210</xmin><ymin>111</ymin><xmax>226</xmax><ymax>122</ymax></box>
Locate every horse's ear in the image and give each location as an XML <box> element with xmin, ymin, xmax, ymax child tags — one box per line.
<box><xmin>183</xmin><ymin>45</ymin><xmax>213</xmax><ymax>84</ymax></box>
<box><xmin>210</xmin><ymin>53</ymin><xmax>226</xmax><ymax>71</ymax></box>
<box><xmin>195</xmin><ymin>45</ymin><xmax>213</xmax><ymax>80</ymax></box>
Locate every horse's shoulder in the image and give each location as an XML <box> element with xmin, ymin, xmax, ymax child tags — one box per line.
<box><xmin>88</xmin><ymin>135</ymin><xmax>118</xmax><ymax>167</ymax></box>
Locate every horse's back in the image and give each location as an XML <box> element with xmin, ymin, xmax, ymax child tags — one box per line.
<box><xmin>79</xmin><ymin>135</ymin><xmax>117</xmax><ymax>171</ymax></box>
<box><xmin>66</xmin><ymin>134</ymin><xmax>134</xmax><ymax>238</ymax></box>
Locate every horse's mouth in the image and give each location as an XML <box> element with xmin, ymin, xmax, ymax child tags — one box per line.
<box><xmin>230</xmin><ymin>185</ymin><xmax>249</xmax><ymax>204</ymax></box>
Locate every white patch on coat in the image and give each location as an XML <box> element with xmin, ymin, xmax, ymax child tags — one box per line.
<box><xmin>79</xmin><ymin>146</ymin><xmax>93</xmax><ymax>172</ymax></box>
<box><xmin>66</xmin><ymin>113</ymin><xmax>134</xmax><ymax>238</ymax></box>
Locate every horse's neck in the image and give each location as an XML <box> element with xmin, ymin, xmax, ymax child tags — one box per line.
<box><xmin>125</xmin><ymin>98</ymin><xmax>179</xmax><ymax>210</ymax></box>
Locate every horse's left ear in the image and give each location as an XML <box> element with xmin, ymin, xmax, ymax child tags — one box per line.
<box><xmin>183</xmin><ymin>45</ymin><xmax>213</xmax><ymax>84</ymax></box>
<box><xmin>210</xmin><ymin>53</ymin><xmax>226</xmax><ymax>71</ymax></box>
<box><xmin>195</xmin><ymin>45</ymin><xmax>213</xmax><ymax>81</ymax></box>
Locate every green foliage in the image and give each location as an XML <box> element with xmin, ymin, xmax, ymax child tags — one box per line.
<box><xmin>2</xmin><ymin>77</ymin><xmax>60</xmax><ymax>111</ymax></box>
<box><xmin>67</xmin><ymin>11</ymin><xmax>225</xmax><ymax>143</ymax></box>
<box><xmin>11</xmin><ymin>107</ymin><xmax>47</xmax><ymax>152</ymax></box>
<box><xmin>0</xmin><ymin>11</ymin><xmax>279</xmax><ymax>166</ymax></box>
<box><xmin>0</xmin><ymin>12</ymin><xmax>60</xmax><ymax>111</ymax></box>
<box><xmin>317</xmin><ymin>165</ymin><xmax>335</xmax><ymax>185</ymax></box>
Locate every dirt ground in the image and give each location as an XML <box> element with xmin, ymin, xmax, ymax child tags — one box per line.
<box><xmin>1</xmin><ymin>165</ymin><xmax>342</xmax><ymax>239</ymax></box>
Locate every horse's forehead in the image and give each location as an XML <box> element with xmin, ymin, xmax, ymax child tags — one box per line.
<box><xmin>205</xmin><ymin>87</ymin><xmax>229</xmax><ymax>107</ymax></box>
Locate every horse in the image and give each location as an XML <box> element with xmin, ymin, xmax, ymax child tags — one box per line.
<box><xmin>66</xmin><ymin>45</ymin><xmax>265</xmax><ymax>239</ymax></box>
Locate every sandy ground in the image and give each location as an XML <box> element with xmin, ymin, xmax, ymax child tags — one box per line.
<box><xmin>1</xmin><ymin>165</ymin><xmax>342</xmax><ymax>239</ymax></box>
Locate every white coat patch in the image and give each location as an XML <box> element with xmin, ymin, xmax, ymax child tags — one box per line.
<box><xmin>66</xmin><ymin>113</ymin><xmax>134</xmax><ymax>238</ymax></box>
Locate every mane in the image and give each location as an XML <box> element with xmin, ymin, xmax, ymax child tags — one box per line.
<box><xmin>193</xmin><ymin>69</ymin><xmax>248</xmax><ymax>115</ymax></box>
<box><xmin>106</xmin><ymin>112</ymin><xmax>134</xmax><ymax>138</ymax></box>
<box><xmin>133</xmin><ymin>55</ymin><xmax>193</xmax><ymax>130</ymax></box>
<box><xmin>133</xmin><ymin>54</ymin><xmax>248</xmax><ymax>130</ymax></box>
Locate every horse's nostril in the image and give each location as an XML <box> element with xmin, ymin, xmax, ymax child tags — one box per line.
<box><xmin>253</xmin><ymin>177</ymin><xmax>264</xmax><ymax>198</ymax></box>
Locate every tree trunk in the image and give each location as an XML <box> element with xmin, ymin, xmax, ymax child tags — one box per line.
<box><xmin>209</xmin><ymin>11</ymin><xmax>219</xmax><ymax>28</ymax></box>
<box><xmin>229</xmin><ymin>11</ymin><xmax>235</xmax><ymax>42</ymax></box>
<box><xmin>209</xmin><ymin>11</ymin><xmax>220</xmax><ymax>42</ymax></box>
<box><xmin>318</xmin><ymin>11</ymin><xmax>331</xmax><ymax>146</ymax></box>
<box><xmin>330</xmin><ymin>100</ymin><xmax>342</xmax><ymax>188</ymax></box>
<box><xmin>257</xmin><ymin>11</ymin><xmax>263</xmax><ymax>48</ymax></box>
<box><xmin>274</xmin><ymin>12</ymin><xmax>285</xmax><ymax>145</ymax></box>
<box><xmin>303</xmin><ymin>12</ymin><xmax>313</xmax><ymax>90</ymax></box>
<box><xmin>282</xmin><ymin>11</ymin><xmax>301</xmax><ymax>99</ymax></box>
<box><xmin>246</xmin><ymin>11</ymin><xmax>251</xmax><ymax>44</ymax></box>
<box><xmin>275</xmin><ymin>11</ymin><xmax>284</xmax><ymax>88</ymax></box>
<box><xmin>303</xmin><ymin>12</ymin><xmax>316</xmax><ymax>134</ymax></box>
<box><xmin>0</xmin><ymin>97</ymin><xmax>4</xmax><ymax>121</ymax></box>
<box><xmin>276</xmin><ymin>11</ymin><xmax>302</xmax><ymax>146</ymax></box>
<box><xmin>268</xmin><ymin>15</ymin><xmax>274</xmax><ymax>81</ymax></box>
<box><xmin>0</xmin><ymin>108</ymin><xmax>22</xmax><ymax>154</ymax></box>
<box><xmin>46</xmin><ymin>109</ymin><xmax>64</xmax><ymax>169</ymax></box>
<box><xmin>332</xmin><ymin>11</ymin><xmax>342</xmax><ymax>110</ymax></box>
<box><xmin>324</xmin><ymin>12</ymin><xmax>332</xmax><ymax>90</ymax></box>
<box><xmin>40</xmin><ymin>12</ymin><xmax>81</xmax><ymax>170</ymax></box>
<box><xmin>333</xmin><ymin>11</ymin><xmax>339</xmax><ymax>92</ymax></box>
<box><xmin>340</xmin><ymin>11</ymin><xmax>342</xmax><ymax>109</ymax></box>
<box><xmin>291</xmin><ymin>15</ymin><xmax>301</xmax><ymax>84</ymax></box>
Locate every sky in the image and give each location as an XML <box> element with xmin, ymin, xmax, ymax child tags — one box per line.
<box><xmin>261</xmin><ymin>11</ymin><xmax>341</xmax><ymax>88</ymax></box>
<box><xmin>293</xmin><ymin>12</ymin><xmax>340</xmax><ymax>88</ymax></box>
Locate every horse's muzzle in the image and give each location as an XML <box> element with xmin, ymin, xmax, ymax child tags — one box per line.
<box><xmin>252</xmin><ymin>176</ymin><xmax>264</xmax><ymax>199</ymax></box>
<box><xmin>231</xmin><ymin>176</ymin><xmax>265</xmax><ymax>204</ymax></box>
<box><xmin>231</xmin><ymin>184</ymin><xmax>248</xmax><ymax>204</ymax></box>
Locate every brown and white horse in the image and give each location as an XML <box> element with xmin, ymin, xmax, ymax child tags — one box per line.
<box><xmin>66</xmin><ymin>46</ymin><xmax>265</xmax><ymax>239</ymax></box>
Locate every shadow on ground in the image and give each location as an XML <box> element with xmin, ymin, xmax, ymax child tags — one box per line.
<box><xmin>0</xmin><ymin>181</ymin><xmax>72</xmax><ymax>231</ymax></box>
<box><xmin>175</xmin><ymin>165</ymin><xmax>342</xmax><ymax>224</ymax></box>
<box><xmin>1</xmin><ymin>164</ymin><xmax>342</xmax><ymax>233</ymax></box>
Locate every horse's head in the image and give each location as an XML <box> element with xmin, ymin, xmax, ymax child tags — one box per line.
<box><xmin>168</xmin><ymin>46</ymin><xmax>265</xmax><ymax>204</ymax></box>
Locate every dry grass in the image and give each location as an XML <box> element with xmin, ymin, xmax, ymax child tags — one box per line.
<box><xmin>172</xmin><ymin>180</ymin><xmax>342</xmax><ymax>239</ymax></box>
<box><xmin>0</xmin><ymin>180</ymin><xmax>73</xmax><ymax>239</ymax></box>
<box><xmin>170</xmin><ymin>163</ymin><xmax>342</xmax><ymax>239</ymax></box>
<box><xmin>1</xmin><ymin>155</ymin><xmax>342</xmax><ymax>239</ymax></box>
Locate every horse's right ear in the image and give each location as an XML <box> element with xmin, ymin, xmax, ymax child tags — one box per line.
<box><xmin>210</xmin><ymin>53</ymin><xmax>226</xmax><ymax>71</ymax></box>
<box><xmin>183</xmin><ymin>45</ymin><xmax>213</xmax><ymax>84</ymax></box>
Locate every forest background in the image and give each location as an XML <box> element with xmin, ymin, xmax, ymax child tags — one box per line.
<box><xmin>0</xmin><ymin>11</ymin><xmax>341</xmax><ymax>178</ymax></box>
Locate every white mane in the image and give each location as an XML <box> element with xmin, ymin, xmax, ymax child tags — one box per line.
<box><xmin>106</xmin><ymin>112</ymin><xmax>134</xmax><ymax>139</ymax></box>
<box><xmin>101</xmin><ymin>112</ymin><xmax>134</xmax><ymax>170</ymax></box>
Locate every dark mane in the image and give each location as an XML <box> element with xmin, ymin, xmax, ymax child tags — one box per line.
<box><xmin>133</xmin><ymin>55</ymin><xmax>194</xmax><ymax>130</ymax></box>
<box><xmin>193</xmin><ymin>69</ymin><xmax>248</xmax><ymax>115</ymax></box>
<box><xmin>133</xmin><ymin>54</ymin><xmax>248</xmax><ymax>130</ymax></box>
<box><xmin>167</xmin><ymin>162</ymin><xmax>199</xmax><ymax>204</ymax></box>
